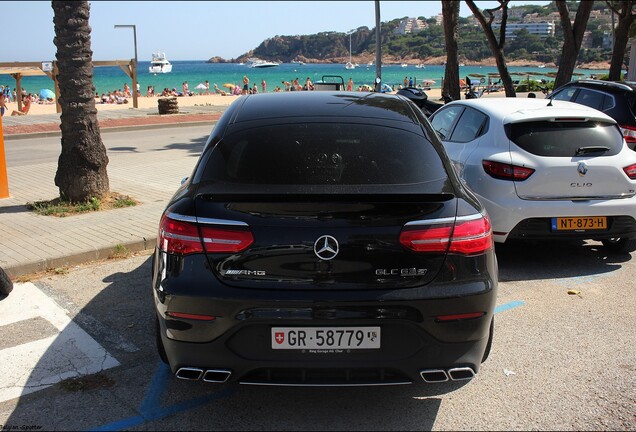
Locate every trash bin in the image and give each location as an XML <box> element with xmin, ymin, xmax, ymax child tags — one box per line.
<box><xmin>158</xmin><ymin>97</ymin><xmax>179</xmax><ymax>114</ymax></box>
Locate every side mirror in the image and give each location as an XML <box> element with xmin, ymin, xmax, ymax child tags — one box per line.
<box><xmin>181</xmin><ymin>177</ymin><xmax>189</xmax><ymax>185</ymax></box>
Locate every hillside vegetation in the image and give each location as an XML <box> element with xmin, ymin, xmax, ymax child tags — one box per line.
<box><xmin>208</xmin><ymin>3</ymin><xmax>616</xmax><ymax>67</ymax></box>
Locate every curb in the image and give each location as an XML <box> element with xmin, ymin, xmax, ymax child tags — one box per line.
<box><xmin>4</xmin><ymin>237</ymin><xmax>157</xmax><ymax>279</ymax></box>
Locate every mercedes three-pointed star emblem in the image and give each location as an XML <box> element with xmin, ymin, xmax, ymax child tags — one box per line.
<box><xmin>313</xmin><ymin>235</ymin><xmax>339</xmax><ymax>260</ymax></box>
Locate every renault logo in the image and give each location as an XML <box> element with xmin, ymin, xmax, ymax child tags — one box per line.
<box><xmin>314</xmin><ymin>235</ymin><xmax>339</xmax><ymax>260</ymax></box>
<box><xmin>577</xmin><ymin>162</ymin><xmax>588</xmax><ymax>177</ymax></box>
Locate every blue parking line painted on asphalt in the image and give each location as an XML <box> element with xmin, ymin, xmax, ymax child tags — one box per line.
<box><xmin>91</xmin><ymin>361</ymin><xmax>235</xmax><ymax>432</ymax></box>
<box><xmin>494</xmin><ymin>300</ymin><xmax>525</xmax><ymax>314</ymax></box>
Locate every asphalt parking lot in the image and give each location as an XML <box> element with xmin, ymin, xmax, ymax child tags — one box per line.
<box><xmin>1</xmin><ymin>241</ymin><xmax>635</xmax><ymax>431</ymax></box>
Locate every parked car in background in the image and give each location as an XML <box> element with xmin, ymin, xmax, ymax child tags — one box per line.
<box><xmin>152</xmin><ymin>91</ymin><xmax>498</xmax><ymax>386</ymax></box>
<box><xmin>548</xmin><ymin>80</ymin><xmax>636</xmax><ymax>150</ymax></box>
<box><xmin>429</xmin><ymin>98</ymin><xmax>636</xmax><ymax>253</ymax></box>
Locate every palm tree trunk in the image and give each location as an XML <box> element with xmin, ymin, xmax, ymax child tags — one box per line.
<box><xmin>52</xmin><ymin>1</ymin><xmax>109</xmax><ymax>202</ymax></box>
<box><xmin>442</xmin><ymin>1</ymin><xmax>461</xmax><ymax>101</ymax></box>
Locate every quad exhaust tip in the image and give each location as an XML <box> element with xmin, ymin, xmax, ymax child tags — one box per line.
<box><xmin>420</xmin><ymin>367</ymin><xmax>475</xmax><ymax>383</ymax></box>
<box><xmin>203</xmin><ymin>369</ymin><xmax>232</xmax><ymax>383</ymax></box>
<box><xmin>175</xmin><ymin>367</ymin><xmax>232</xmax><ymax>382</ymax></box>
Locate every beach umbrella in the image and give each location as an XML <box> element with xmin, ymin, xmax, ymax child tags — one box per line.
<box><xmin>468</xmin><ymin>73</ymin><xmax>486</xmax><ymax>78</ymax></box>
<box><xmin>39</xmin><ymin>88</ymin><xmax>55</xmax><ymax>99</ymax></box>
<box><xmin>423</xmin><ymin>79</ymin><xmax>436</xmax><ymax>85</ymax></box>
<box><xmin>194</xmin><ymin>83</ymin><xmax>207</xmax><ymax>90</ymax></box>
<box><xmin>223</xmin><ymin>83</ymin><xmax>235</xmax><ymax>89</ymax></box>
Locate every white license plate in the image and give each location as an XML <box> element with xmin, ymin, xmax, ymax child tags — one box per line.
<box><xmin>271</xmin><ymin>327</ymin><xmax>381</xmax><ymax>350</ymax></box>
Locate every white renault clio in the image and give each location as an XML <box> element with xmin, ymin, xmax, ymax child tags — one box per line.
<box><xmin>428</xmin><ymin>97</ymin><xmax>636</xmax><ymax>253</ymax></box>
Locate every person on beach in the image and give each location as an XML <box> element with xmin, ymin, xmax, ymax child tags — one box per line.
<box><xmin>261</xmin><ymin>79</ymin><xmax>266</xmax><ymax>93</ymax></box>
<box><xmin>282</xmin><ymin>80</ymin><xmax>291</xmax><ymax>91</ymax></box>
<box><xmin>346</xmin><ymin>77</ymin><xmax>353</xmax><ymax>91</ymax></box>
<box><xmin>205</xmin><ymin>80</ymin><xmax>210</xmax><ymax>95</ymax></box>
<box><xmin>242</xmin><ymin>76</ymin><xmax>249</xmax><ymax>95</ymax></box>
<box><xmin>304</xmin><ymin>77</ymin><xmax>314</xmax><ymax>91</ymax></box>
<box><xmin>11</xmin><ymin>95</ymin><xmax>31</xmax><ymax>116</ymax></box>
<box><xmin>251</xmin><ymin>83</ymin><xmax>258</xmax><ymax>94</ymax></box>
<box><xmin>0</xmin><ymin>92</ymin><xmax>7</xmax><ymax>116</ymax></box>
<box><xmin>403</xmin><ymin>76</ymin><xmax>409</xmax><ymax>87</ymax></box>
<box><xmin>124</xmin><ymin>83</ymin><xmax>131</xmax><ymax>98</ymax></box>
<box><xmin>182</xmin><ymin>81</ymin><xmax>189</xmax><ymax>96</ymax></box>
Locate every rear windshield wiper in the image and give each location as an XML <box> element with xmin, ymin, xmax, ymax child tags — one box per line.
<box><xmin>575</xmin><ymin>146</ymin><xmax>610</xmax><ymax>155</ymax></box>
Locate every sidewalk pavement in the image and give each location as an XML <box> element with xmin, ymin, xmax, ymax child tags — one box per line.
<box><xmin>0</xmin><ymin>104</ymin><xmax>227</xmax><ymax>278</ymax></box>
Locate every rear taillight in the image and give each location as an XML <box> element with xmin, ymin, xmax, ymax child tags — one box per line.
<box><xmin>624</xmin><ymin>163</ymin><xmax>636</xmax><ymax>179</ymax></box>
<box><xmin>158</xmin><ymin>214</ymin><xmax>253</xmax><ymax>255</ymax></box>
<box><xmin>482</xmin><ymin>160</ymin><xmax>534</xmax><ymax>181</ymax></box>
<box><xmin>620</xmin><ymin>125</ymin><xmax>636</xmax><ymax>143</ymax></box>
<box><xmin>159</xmin><ymin>214</ymin><xmax>204</xmax><ymax>255</ymax></box>
<box><xmin>200</xmin><ymin>226</ymin><xmax>254</xmax><ymax>253</ymax></box>
<box><xmin>400</xmin><ymin>214</ymin><xmax>493</xmax><ymax>256</ymax></box>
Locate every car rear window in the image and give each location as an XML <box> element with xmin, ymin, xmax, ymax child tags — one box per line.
<box><xmin>200</xmin><ymin>123</ymin><xmax>447</xmax><ymax>187</ymax></box>
<box><xmin>507</xmin><ymin>120</ymin><xmax>623</xmax><ymax>157</ymax></box>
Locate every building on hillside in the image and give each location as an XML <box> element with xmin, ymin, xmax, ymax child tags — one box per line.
<box><xmin>434</xmin><ymin>13</ymin><xmax>443</xmax><ymax>26</ymax></box>
<box><xmin>394</xmin><ymin>17</ymin><xmax>428</xmax><ymax>35</ymax></box>
<box><xmin>491</xmin><ymin>21</ymin><xmax>555</xmax><ymax>39</ymax></box>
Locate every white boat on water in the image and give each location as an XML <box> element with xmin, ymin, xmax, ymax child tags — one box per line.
<box><xmin>401</xmin><ymin>63</ymin><xmax>408</xmax><ymax>68</ymax></box>
<box><xmin>345</xmin><ymin>62</ymin><xmax>356</xmax><ymax>70</ymax></box>
<box><xmin>415</xmin><ymin>64</ymin><xmax>426</xmax><ymax>69</ymax></box>
<box><xmin>246</xmin><ymin>58</ymin><xmax>280</xmax><ymax>68</ymax></box>
<box><xmin>148</xmin><ymin>51</ymin><xmax>172</xmax><ymax>74</ymax></box>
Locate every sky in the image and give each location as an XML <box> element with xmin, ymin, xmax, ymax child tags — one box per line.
<box><xmin>4</xmin><ymin>1</ymin><xmax>551</xmax><ymax>62</ymax></box>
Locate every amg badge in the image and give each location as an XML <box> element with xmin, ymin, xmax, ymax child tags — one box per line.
<box><xmin>224</xmin><ymin>269</ymin><xmax>266</xmax><ymax>276</ymax></box>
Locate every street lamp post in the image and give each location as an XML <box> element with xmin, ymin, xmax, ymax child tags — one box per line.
<box><xmin>114</xmin><ymin>24</ymin><xmax>138</xmax><ymax>108</ymax></box>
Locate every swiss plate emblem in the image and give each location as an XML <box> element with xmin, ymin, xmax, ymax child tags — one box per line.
<box><xmin>275</xmin><ymin>332</ymin><xmax>285</xmax><ymax>345</ymax></box>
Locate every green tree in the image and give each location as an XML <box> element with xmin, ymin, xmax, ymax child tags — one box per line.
<box><xmin>606</xmin><ymin>1</ymin><xmax>636</xmax><ymax>80</ymax></box>
<box><xmin>465</xmin><ymin>0</ymin><xmax>516</xmax><ymax>97</ymax></box>
<box><xmin>52</xmin><ymin>0</ymin><xmax>109</xmax><ymax>202</ymax></box>
<box><xmin>554</xmin><ymin>1</ymin><xmax>594</xmax><ymax>88</ymax></box>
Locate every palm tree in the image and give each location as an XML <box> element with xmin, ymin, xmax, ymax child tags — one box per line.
<box><xmin>442</xmin><ymin>1</ymin><xmax>461</xmax><ymax>101</ymax></box>
<box><xmin>52</xmin><ymin>1</ymin><xmax>109</xmax><ymax>202</ymax></box>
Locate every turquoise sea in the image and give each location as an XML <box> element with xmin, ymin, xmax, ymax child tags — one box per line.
<box><xmin>0</xmin><ymin>60</ymin><xmax>608</xmax><ymax>96</ymax></box>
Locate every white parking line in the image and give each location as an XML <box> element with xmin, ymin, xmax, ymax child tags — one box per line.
<box><xmin>0</xmin><ymin>282</ymin><xmax>119</xmax><ymax>403</ymax></box>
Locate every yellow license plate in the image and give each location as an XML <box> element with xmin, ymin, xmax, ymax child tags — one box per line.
<box><xmin>552</xmin><ymin>217</ymin><xmax>608</xmax><ymax>231</ymax></box>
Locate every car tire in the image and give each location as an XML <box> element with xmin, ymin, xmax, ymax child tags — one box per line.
<box><xmin>155</xmin><ymin>316</ymin><xmax>169</xmax><ymax>364</ymax></box>
<box><xmin>601</xmin><ymin>238</ymin><xmax>636</xmax><ymax>253</ymax></box>
<box><xmin>481</xmin><ymin>317</ymin><xmax>494</xmax><ymax>363</ymax></box>
<box><xmin>0</xmin><ymin>266</ymin><xmax>13</xmax><ymax>296</ymax></box>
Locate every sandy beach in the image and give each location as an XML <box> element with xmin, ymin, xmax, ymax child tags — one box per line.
<box><xmin>4</xmin><ymin>88</ymin><xmax>532</xmax><ymax>117</ymax></box>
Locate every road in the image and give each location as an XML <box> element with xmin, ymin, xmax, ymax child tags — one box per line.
<box><xmin>4</xmin><ymin>124</ymin><xmax>214</xmax><ymax>167</ymax></box>
<box><xmin>0</xmin><ymin>241</ymin><xmax>634</xmax><ymax>431</ymax></box>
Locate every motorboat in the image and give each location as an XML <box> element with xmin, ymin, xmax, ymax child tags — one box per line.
<box><xmin>148</xmin><ymin>52</ymin><xmax>172</xmax><ymax>74</ymax></box>
<box><xmin>415</xmin><ymin>64</ymin><xmax>426</xmax><ymax>69</ymax></box>
<box><xmin>401</xmin><ymin>63</ymin><xmax>408</xmax><ymax>68</ymax></box>
<box><xmin>345</xmin><ymin>62</ymin><xmax>356</xmax><ymax>70</ymax></box>
<box><xmin>246</xmin><ymin>58</ymin><xmax>280</xmax><ymax>68</ymax></box>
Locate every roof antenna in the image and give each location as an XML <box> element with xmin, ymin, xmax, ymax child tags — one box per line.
<box><xmin>547</xmin><ymin>98</ymin><xmax>553</xmax><ymax>107</ymax></box>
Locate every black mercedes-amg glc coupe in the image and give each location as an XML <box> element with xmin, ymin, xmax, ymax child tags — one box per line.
<box><xmin>152</xmin><ymin>91</ymin><xmax>498</xmax><ymax>386</ymax></box>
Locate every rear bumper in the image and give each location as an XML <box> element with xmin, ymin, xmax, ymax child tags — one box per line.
<box><xmin>157</xmin><ymin>307</ymin><xmax>493</xmax><ymax>385</ymax></box>
<box><xmin>477</xmin><ymin>192</ymin><xmax>636</xmax><ymax>243</ymax></box>
<box><xmin>153</xmin><ymin>249</ymin><xmax>498</xmax><ymax>385</ymax></box>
